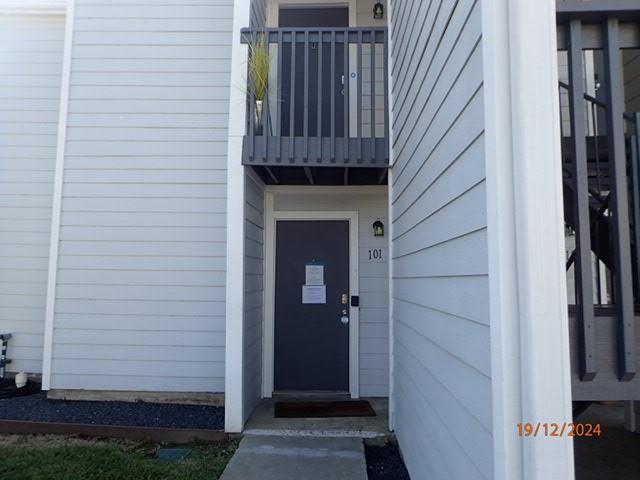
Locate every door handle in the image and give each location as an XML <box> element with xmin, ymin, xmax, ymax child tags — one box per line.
<box><xmin>340</xmin><ymin>309</ymin><xmax>349</xmax><ymax>325</ymax></box>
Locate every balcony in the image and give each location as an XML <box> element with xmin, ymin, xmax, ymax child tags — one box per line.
<box><xmin>240</xmin><ymin>27</ymin><xmax>389</xmax><ymax>173</ymax></box>
<box><xmin>557</xmin><ymin>9</ymin><xmax>640</xmax><ymax>399</ymax></box>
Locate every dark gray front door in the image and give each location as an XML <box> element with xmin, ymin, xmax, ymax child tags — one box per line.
<box><xmin>274</xmin><ymin>221</ymin><xmax>350</xmax><ymax>392</ymax></box>
<box><xmin>279</xmin><ymin>7</ymin><xmax>348</xmax><ymax>138</ymax></box>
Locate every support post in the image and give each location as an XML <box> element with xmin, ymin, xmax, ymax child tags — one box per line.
<box><xmin>568</xmin><ymin>18</ymin><xmax>597</xmax><ymax>381</ymax></box>
<box><xmin>604</xmin><ymin>18</ymin><xmax>636</xmax><ymax>381</ymax></box>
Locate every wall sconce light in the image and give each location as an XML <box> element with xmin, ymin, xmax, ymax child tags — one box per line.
<box><xmin>373</xmin><ymin>1</ymin><xmax>384</xmax><ymax>20</ymax></box>
<box><xmin>373</xmin><ymin>219</ymin><xmax>385</xmax><ymax>237</ymax></box>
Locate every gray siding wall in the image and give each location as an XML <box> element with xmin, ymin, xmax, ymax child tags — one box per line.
<box><xmin>49</xmin><ymin>1</ymin><xmax>233</xmax><ymax>392</ymax></box>
<box><xmin>389</xmin><ymin>0</ymin><xmax>492</xmax><ymax>478</ymax></box>
<box><xmin>0</xmin><ymin>14</ymin><xmax>64</xmax><ymax>374</ymax></box>
<box><xmin>624</xmin><ymin>50</ymin><xmax>640</xmax><ymax>112</ymax></box>
<box><xmin>273</xmin><ymin>189</ymin><xmax>389</xmax><ymax>397</ymax></box>
<box><xmin>250</xmin><ymin>0</ymin><xmax>266</xmax><ymax>28</ymax></box>
<box><xmin>244</xmin><ymin>172</ymin><xmax>264</xmax><ymax>419</ymax></box>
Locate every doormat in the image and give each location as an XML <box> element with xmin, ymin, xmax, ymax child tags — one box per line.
<box><xmin>274</xmin><ymin>400</ymin><xmax>376</xmax><ymax>418</ymax></box>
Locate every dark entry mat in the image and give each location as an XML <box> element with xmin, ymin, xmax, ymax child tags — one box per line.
<box><xmin>274</xmin><ymin>400</ymin><xmax>376</xmax><ymax>418</ymax></box>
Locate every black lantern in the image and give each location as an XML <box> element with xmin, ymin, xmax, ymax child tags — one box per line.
<box><xmin>373</xmin><ymin>219</ymin><xmax>384</xmax><ymax>237</ymax></box>
<box><xmin>373</xmin><ymin>1</ymin><xmax>384</xmax><ymax>19</ymax></box>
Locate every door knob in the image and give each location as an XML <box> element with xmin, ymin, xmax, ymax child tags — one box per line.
<box><xmin>341</xmin><ymin>308</ymin><xmax>349</xmax><ymax>325</ymax></box>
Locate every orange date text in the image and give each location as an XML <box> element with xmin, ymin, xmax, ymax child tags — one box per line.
<box><xmin>517</xmin><ymin>422</ymin><xmax>602</xmax><ymax>437</ymax></box>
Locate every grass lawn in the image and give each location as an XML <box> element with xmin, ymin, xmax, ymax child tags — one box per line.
<box><xmin>0</xmin><ymin>434</ymin><xmax>238</xmax><ymax>480</ymax></box>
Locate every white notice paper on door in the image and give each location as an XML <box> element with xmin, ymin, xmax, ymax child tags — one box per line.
<box><xmin>302</xmin><ymin>285</ymin><xmax>326</xmax><ymax>304</ymax></box>
<box><xmin>305</xmin><ymin>264</ymin><xmax>324</xmax><ymax>285</ymax></box>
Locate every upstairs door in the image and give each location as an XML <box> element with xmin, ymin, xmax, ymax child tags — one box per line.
<box><xmin>279</xmin><ymin>7</ymin><xmax>348</xmax><ymax>138</ymax></box>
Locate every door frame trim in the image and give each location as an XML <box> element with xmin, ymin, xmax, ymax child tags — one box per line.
<box><xmin>263</xmin><ymin>199</ymin><xmax>360</xmax><ymax>398</ymax></box>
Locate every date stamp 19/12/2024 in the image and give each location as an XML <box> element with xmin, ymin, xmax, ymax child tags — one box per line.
<box><xmin>517</xmin><ymin>423</ymin><xmax>602</xmax><ymax>437</ymax></box>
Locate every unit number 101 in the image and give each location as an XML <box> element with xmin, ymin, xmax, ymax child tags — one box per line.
<box><xmin>368</xmin><ymin>248</ymin><xmax>383</xmax><ymax>261</ymax></box>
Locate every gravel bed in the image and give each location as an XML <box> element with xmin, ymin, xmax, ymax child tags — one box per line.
<box><xmin>0</xmin><ymin>392</ymin><xmax>224</xmax><ymax>430</ymax></box>
<box><xmin>365</xmin><ymin>442</ymin><xmax>411</xmax><ymax>480</ymax></box>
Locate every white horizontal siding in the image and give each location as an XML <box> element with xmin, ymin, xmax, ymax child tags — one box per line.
<box><xmin>50</xmin><ymin>0</ymin><xmax>233</xmax><ymax>393</ymax></box>
<box><xmin>389</xmin><ymin>0</ymin><xmax>492</xmax><ymax>479</ymax></box>
<box><xmin>273</xmin><ymin>189</ymin><xmax>389</xmax><ymax>397</ymax></box>
<box><xmin>0</xmin><ymin>14</ymin><xmax>64</xmax><ymax>374</ymax></box>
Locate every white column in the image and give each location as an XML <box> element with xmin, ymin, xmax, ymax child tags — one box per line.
<box><xmin>483</xmin><ymin>0</ymin><xmax>575</xmax><ymax>478</ymax></box>
<box><xmin>42</xmin><ymin>0</ymin><xmax>74</xmax><ymax>390</ymax></box>
<box><xmin>224</xmin><ymin>0</ymin><xmax>251</xmax><ymax>433</ymax></box>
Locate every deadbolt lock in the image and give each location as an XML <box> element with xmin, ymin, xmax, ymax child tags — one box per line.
<box><xmin>341</xmin><ymin>293</ymin><xmax>348</xmax><ymax>305</ymax></box>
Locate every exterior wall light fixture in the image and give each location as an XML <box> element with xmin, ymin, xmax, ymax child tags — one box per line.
<box><xmin>373</xmin><ymin>219</ymin><xmax>385</xmax><ymax>237</ymax></box>
<box><xmin>373</xmin><ymin>2</ymin><xmax>384</xmax><ymax>20</ymax></box>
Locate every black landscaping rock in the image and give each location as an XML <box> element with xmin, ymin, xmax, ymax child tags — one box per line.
<box><xmin>365</xmin><ymin>441</ymin><xmax>411</xmax><ymax>480</ymax></box>
<box><xmin>0</xmin><ymin>392</ymin><xmax>224</xmax><ymax>430</ymax></box>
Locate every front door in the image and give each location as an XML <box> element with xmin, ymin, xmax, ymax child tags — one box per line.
<box><xmin>279</xmin><ymin>7</ymin><xmax>348</xmax><ymax>138</ymax></box>
<box><xmin>274</xmin><ymin>220</ymin><xmax>350</xmax><ymax>392</ymax></box>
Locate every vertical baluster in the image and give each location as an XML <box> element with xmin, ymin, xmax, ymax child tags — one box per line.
<box><xmin>248</xmin><ymin>33</ymin><xmax>255</xmax><ymax>163</ymax></box>
<box><xmin>568</xmin><ymin>19</ymin><xmax>596</xmax><ymax>381</ymax></box>
<box><xmin>317</xmin><ymin>32</ymin><xmax>323</xmax><ymax>162</ymax></box>
<box><xmin>592</xmin><ymin>103</ymin><xmax>602</xmax><ymax>193</ymax></box>
<box><xmin>604</xmin><ymin>18</ymin><xmax>636</xmax><ymax>381</ymax></box>
<box><xmin>593</xmin><ymin>102</ymin><xmax>603</xmax><ymax>306</ymax></box>
<box><xmin>357</xmin><ymin>31</ymin><xmax>363</xmax><ymax>164</ymax></box>
<box><xmin>343</xmin><ymin>29</ymin><xmax>349</xmax><ymax>163</ymax></box>
<box><xmin>383</xmin><ymin>28</ymin><xmax>390</xmax><ymax>165</ymax></box>
<box><xmin>303</xmin><ymin>30</ymin><xmax>309</xmax><ymax>162</ymax></box>
<box><xmin>262</xmin><ymin>32</ymin><xmax>269</xmax><ymax>162</ymax></box>
<box><xmin>289</xmin><ymin>30</ymin><xmax>296</xmax><ymax>162</ymax></box>
<box><xmin>331</xmin><ymin>31</ymin><xmax>336</xmax><ymax>162</ymax></box>
<box><xmin>633</xmin><ymin>112</ymin><xmax>640</xmax><ymax>303</ymax></box>
<box><xmin>276</xmin><ymin>30</ymin><xmax>283</xmax><ymax>161</ymax></box>
<box><xmin>370</xmin><ymin>31</ymin><xmax>376</xmax><ymax>162</ymax></box>
<box><xmin>596</xmin><ymin>252</ymin><xmax>603</xmax><ymax>305</ymax></box>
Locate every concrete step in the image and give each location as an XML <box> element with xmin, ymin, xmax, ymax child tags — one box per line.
<box><xmin>220</xmin><ymin>435</ymin><xmax>367</xmax><ymax>480</ymax></box>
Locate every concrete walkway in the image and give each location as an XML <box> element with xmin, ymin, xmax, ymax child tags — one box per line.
<box><xmin>220</xmin><ymin>435</ymin><xmax>368</xmax><ymax>480</ymax></box>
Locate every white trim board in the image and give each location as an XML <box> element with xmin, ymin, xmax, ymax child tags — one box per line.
<box><xmin>41</xmin><ymin>0</ymin><xmax>74</xmax><ymax>391</ymax></box>
<box><xmin>0</xmin><ymin>0</ymin><xmax>66</xmax><ymax>15</ymax></box>
<box><xmin>385</xmin><ymin>0</ymin><xmax>396</xmax><ymax>433</ymax></box>
<box><xmin>225</xmin><ymin>0</ymin><xmax>252</xmax><ymax>433</ymax></box>
<box><xmin>262</xmin><ymin>207</ymin><xmax>360</xmax><ymax>398</ymax></box>
<box><xmin>482</xmin><ymin>0</ymin><xmax>574</xmax><ymax>478</ymax></box>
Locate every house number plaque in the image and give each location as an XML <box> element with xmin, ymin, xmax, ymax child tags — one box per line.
<box><xmin>367</xmin><ymin>248</ymin><xmax>384</xmax><ymax>262</ymax></box>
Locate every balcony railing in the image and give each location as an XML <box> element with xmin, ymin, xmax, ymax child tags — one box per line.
<box><xmin>240</xmin><ymin>27</ymin><xmax>389</xmax><ymax>167</ymax></box>
<box><xmin>558</xmin><ymin>14</ymin><xmax>640</xmax><ymax>393</ymax></box>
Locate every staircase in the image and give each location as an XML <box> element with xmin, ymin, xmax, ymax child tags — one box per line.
<box><xmin>561</xmin><ymin>134</ymin><xmax>639</xmax><ymax>273</ymax></box>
